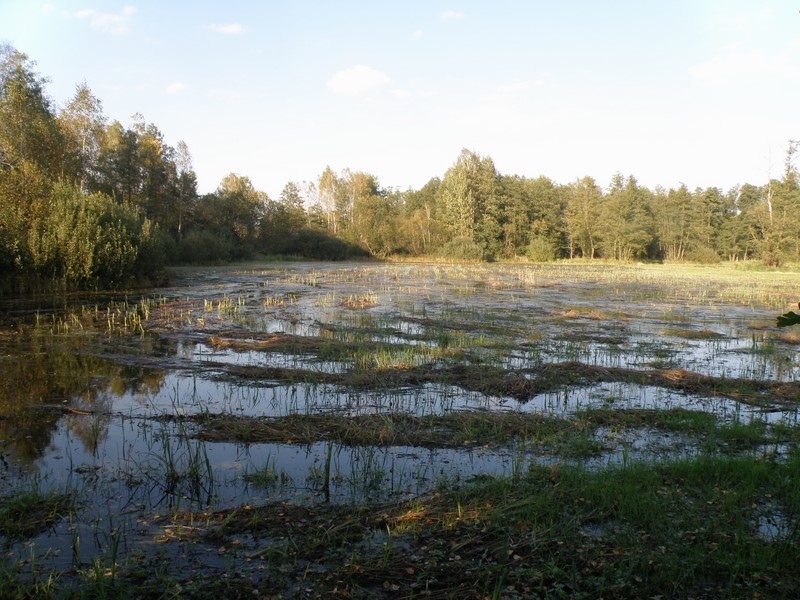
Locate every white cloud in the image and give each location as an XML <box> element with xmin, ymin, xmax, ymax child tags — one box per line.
<box><xmin>208</xmin><ymin>23</ymin><xmax>247</xmax><ymax>35</ymax></box>
<box><xmin>440</xmin><ymin>10</ymin><xmax>465</xmax><ymax>22</ymax></box>
<box><xmin>75</xmin><ymin>5</ymin><xmax>136</xmax><ymax>35</ymax></box>
<box><xmin>327</xmin><ymin>65</ymin><xmax>392</xmax><ymax>95</ymax></box>
<box><xmin>166</xmin><ymin>82</ymin><xmax>187</xmax><ymax>95</ymax></box>
<box><xmin>412</xmin><ymin>29</ymin><xmax>423</xmax><ymax>41</ymax></box>
<box><xmin>40</xmin><ymin>3</ymin><xmax>54</xmax><ymax>14</ymax></box>
<box><xmin>689</xmin><ymin>50</ymin><xmax>800</xmax><ymax>85</ymax></box>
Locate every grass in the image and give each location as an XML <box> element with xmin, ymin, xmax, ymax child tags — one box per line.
<box><xmin>0</xmin><ymin>490</ymin><xmax>71</xmax><ymax>541</ymax></box>
<box><xmin>5</xmin><ymin>452</ymin><xmax>800</xmax><ymax>598</ymax></box>
<box><xmin>102</xmin><ymin>451</ymin><xmax>798</xmax><ymax>599</ymax></box>
<box><xmin>191</xmin><ymin>411</ymin><xmax>572</xmax><ymax>448</ymax></box>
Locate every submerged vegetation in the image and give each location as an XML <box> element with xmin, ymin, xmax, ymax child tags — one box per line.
<box><xmin>1</xmin><ymin>262</ymin><xmax>800</xmax><ymax>597</ymax></box>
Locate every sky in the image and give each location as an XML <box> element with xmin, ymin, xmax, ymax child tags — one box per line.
<box><xmin>2</xmin><ymin>1</ymin><xmax>800</xmax><ymax>198</ymax></box>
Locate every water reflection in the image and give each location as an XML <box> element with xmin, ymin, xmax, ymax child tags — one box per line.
<box><xmin>2</xmin><ymin>263</ymin><xmax>799</xmax><ymax>587</ymax></box>
<box><xmin>0</xmin><ymin>328</ymin><xmax>167</xmax><ymax>467</ymax></box>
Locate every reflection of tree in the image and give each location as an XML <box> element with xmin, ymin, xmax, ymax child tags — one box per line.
<box><xmin>66</xmin><ymin>391</ymin><xmax>113</xmax><ymax>456</ymax></box>
<box><xmin>0</xmin><ymin>328</ymin><xmax>166</xmax><ymax>464</ymax></box>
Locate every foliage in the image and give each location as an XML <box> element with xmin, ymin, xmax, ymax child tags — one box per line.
<box><xmin>438</xmin><ymin>235</ymin><xmax>484</xmax><ymax>261</ymax></box>
<box><xmin>289</xmin><ymin>229</ymin><xmax>368</xmax><ymax>260</ymax></box>
<box><xmin>777</xmin><ymin>306</ymin><xmax>800</xmax><ymax>327</ymax></box>
<box><xmin>178</xmin><ymin>229</ymin><xmax>234</xmax><ymax>264</ymax></box>
<box><xmin>526</xmin><ymin>234</ymin><xmax>557</xmax><ymax>262</ymax></box>
<box><xmin>5</xmin><ymin>42</ymin><xmax>800</xmax><ymax>283</ymax></box>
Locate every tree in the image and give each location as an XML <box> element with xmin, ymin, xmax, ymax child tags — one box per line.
<box><xmin>522</xmin><ymin>176</ymin><xmax>567</xmax><ymax>259</ymax></box>
<box><xmin>0</xmin><ymin>44</ymin><xmax>63</xmax><ymax>177</ymax></box>
<box><xmin>196</xmin><ymin>173</ymin><xmax>266</xmax><ymax>257</ymax></box>
<box><xmin>59</xmin><ymin>82</ymin><xmax>105</xmax><ymax>190</ymax></box>
<box><xmin>278</xmin><ymin>181</ymin><xmax>307</xmax><ymax>233</ymax></box>
<box><xmin>653</xmin><ymin>184</ymin><xmax>692</xmax><ymax>261</ymax></box>
<box><xmin>714</xmin><ymin>186</ymin><xmax>750</xmax><ymax>261</ymax></box>
<box><xmin>436</xmin><ymin>149</ymin><xmax>503</xmax><ymax>255</ymax></box>
<box><xmin>402</xmin><ymin>177</ymin><xmax>442</xmax><ymax>255</ymax></box>
<box><xmin>95</xmin><ymin>120</ymin><xmax>140</xmax><ymax>203</ymax></box>
<box><xmin>173</xmin><ymin>140</ymin><xmax>198</xmax><ymax>242</ymax></box>
<box><xmin>496</xmin><ymin>175</ymin><xmax>530</xmax><ymax>257</ymax></box>
<box><xmin>740</xmin><ymin>143</ymin><xmax>800</xmax><ymax>266</ymax></box>
<box><xmin>0</xmin><ymin>45</ymin><xmax>63</xmax><ymax>277</ymax></box>
<box><xmin>564</xmin><ymin>176</ymin><xmax>602</xmax><ymax>258</ymax></box>
<box><xmin>318</xmin><ymin>166</ymin><xmax>340</xmax><ymax>234</ymax></box>
<box><xmin>599</xmin><ymin>174</ymin><xmax>653</xmax><ymax>261</ymax></box>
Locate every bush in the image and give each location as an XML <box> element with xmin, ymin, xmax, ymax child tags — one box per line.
<box><xmin>289</xmin><ymin>230</ymin><xmax>367</xmax><ymax>260</ymax></box>
<box><xmin>526</xmin><ymin>235</ymin><xmax>557</xmax><ymax>262</ymax></box>
<box><xmin>25</xmin><ymin>182</ymin><xmax>164</xmax><ymax>288</ymax></box>
<box><xmin>438</xmin><ymin>236</ymin><xmax>484</xmax><ymax>261</ymax></box>
<box><xmin>684</xmin><ymin>245</ymin><xmax>721</xmax><ymax>264</ymax></box>
<box><xmin>178</xmin><ymin>229</ymin><xmax>234</xmax><ymax>263</ymax></box>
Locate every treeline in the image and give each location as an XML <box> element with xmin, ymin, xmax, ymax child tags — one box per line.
<box><xmin>319</xmin><ymin>148</ymin><xmax>800</xmax><ymax>266</ymax></box>
<box><xmin>0</xmin><ymin>45</ymin><xmax>366</xmax><ymax>291</ymax></box>
<box><xmin>2</xmin><ymin>44</ymin><xmax>799</xmax><ymax>291</ymax></box>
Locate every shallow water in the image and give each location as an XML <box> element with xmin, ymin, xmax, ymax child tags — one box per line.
<box><xmin>2</xmin><ymin>261</ymin><xmax>799</xmax><ymax>577</ymax></box>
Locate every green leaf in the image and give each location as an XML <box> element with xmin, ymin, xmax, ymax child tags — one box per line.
<box><xmin>776</xmin><ymin>311</ymin><xmax>800</xmax><ymax>327</ymax></box>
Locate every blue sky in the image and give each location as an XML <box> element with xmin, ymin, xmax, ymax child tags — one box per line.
<box><xmin>2</xmin><ymin>1</ymin><xmax>799</xmax><ymax>197</ymax></box>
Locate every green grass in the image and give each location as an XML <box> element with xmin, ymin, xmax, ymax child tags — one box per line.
<box><xmin>0</xmin><ymin>490</ymin><xmax>71</xmax><ymax>541</ymax></box>
<box><xmin>108</xmin><ymin>452</ymin><xmax>797</xmax><ymax>599</ymax></box>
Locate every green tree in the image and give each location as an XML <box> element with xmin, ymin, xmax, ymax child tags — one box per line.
<box><xmin>739</xmin><ymin>144</ymin><xmax>800</xmax><ymax>267</ymax></box>
<box><xmin>402</xmin><ymin>177</ymin><xmax>442</xmax><ymax>255</ymax></box>
<box><xmin>58</xmin><ymin>82</ymin><xmax>105</xmax><ymax>190</ymax></box>
<box><xmin>95</xmin><ymin>120</ymin><xmax>140</xmax><ymax>203</ymax></box>
<box><xmin>564</xmin><ymin>176</ymin><xmax>602</xmax><ymax>258</ymax></box>
<box><xmin>0</xmin><ymin>44</ymin><xmax>63</xmax><ymax>177</ymax></box>
<box><xmin>599</xmin><ymin>174</ymin><xmax>653</xmax><ymax>261</ymax></box>
<box><xmin>317</xmin><ymin>166</ymin><xmax>340</xmax><ymax>234</ymax></box>
<box><xmin>496</xmin><ymin>175</ymin><xmax>530</xmax><ymax>257</ymax></box>
<box><xmin>714</xmin><ymin>186</ymin><xmax>750</xmax><ymax>261</ymax></box>
<box><xmin>435</xmin><ymin>149</ymin><xmax>502</xmax><ymax>259</ymax></box>
<box><xmin>437</xmin><ymin>150</ymin><xmax>479</xmax><ymax>241</ymax></box>
<box><xmin>522</xmin><ymin>176</ymin><xmax>566</xmax><ymax>259</ymax></box>
<box><xmin>174</xmin><ymin>140</ymin><xmax>198</xmax><ymax>242</ymax></box>
<box><xmin>278</xmin><ymin>181</ymin><xmax>308</xmax><ymax>232</ymax></box>
<box><xmin>195</xmin><ymin>173</ymin><xmax>266</xmax><ymax>258</ymax></box>
<box><xmin>653</xmin><ymin>184</ymin><xmax>692</xmax><ymax>261</ymax></box>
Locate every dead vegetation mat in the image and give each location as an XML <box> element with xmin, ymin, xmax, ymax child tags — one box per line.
<box><xmin>192</xmin><ymin>411</ymin><xmax>570</xmax><ymax>447</ymax></box>
<box><xmin>208</xmin><ymin>356</ymin><xmax>800</xmax><ymax>406</ymax></box>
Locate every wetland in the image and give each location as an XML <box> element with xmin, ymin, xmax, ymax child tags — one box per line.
<box><xmin>2</xmin><ymin>261</ymin><xmax>800</xmax><ymax>598</ymax></box>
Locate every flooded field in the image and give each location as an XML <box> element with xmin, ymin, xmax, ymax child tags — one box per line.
<box><xmin>2</xmin><ymin>261</ymin><xmax>800</xmax><ymax>598</ymax></box>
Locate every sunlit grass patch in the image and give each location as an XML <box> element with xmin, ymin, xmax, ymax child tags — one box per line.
<box><xmin>341</xmin><ymin>290</ymin><xmax>379</xmax><ymax>309</ymax></box>
<box><xmin>662</xmin><ymin>327</ymin><xmax>727</xmax><ymax>340</ymax></box>
<box><xmin>175</xmin><ymin>452</ymin><xmax>800</xmax><ymax>599</ymax></box>
<box><xmin>556</xmin><ymin>307</ymin><xmax>619</xmax><ymax>320</ymax></box>
<box><xmin>772</xmin><ymin>327</ymin><xmax>800</xmax><ymax>345</ymax></box>
<box><xmin>578</xmin><ymin>407</ymin><xmax>718</xmax><ymax>433</ymax></box>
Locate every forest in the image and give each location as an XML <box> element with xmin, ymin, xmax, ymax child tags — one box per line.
<box><xmin>2</xmin><ymin>43</ymin><xmax>799</xmax><ymax>291</ymax></box>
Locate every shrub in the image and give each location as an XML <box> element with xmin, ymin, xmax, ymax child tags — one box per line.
<box><xmin>526</xmin><ymin>235</ymin><xmax>557</xmax><ymax>262</ymax></box>
<box><xmin>438</xmin><ymin>236</ymin><xmax>484</xmax><ymax>261</ymax></box>
<box><xmin>290</xmin><ymin>230</ymin><xmax>367</xmax><ymax>260</ymax></box>
<box><xmin>178</xmin><ymin>229</ymin><xmax>234</xmax><ymax>263</ymax></box>
<box><xmin>684</xmin><ymin>245</ymin><xmax>721</xmax><ymax>264</ymax></box>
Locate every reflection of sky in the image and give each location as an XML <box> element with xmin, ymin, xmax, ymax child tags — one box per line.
<box><xmin>3</xmin><ymin>262</ymin><xmax>800</xmax><ymax>577</ymax></box>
